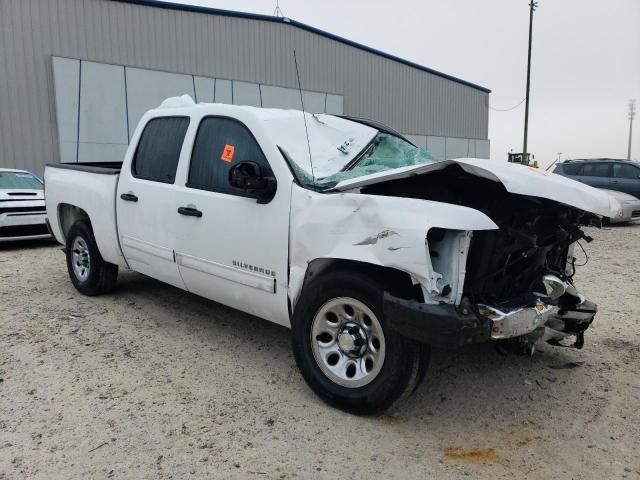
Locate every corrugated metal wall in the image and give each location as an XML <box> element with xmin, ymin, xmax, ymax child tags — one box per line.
<box><xmin>0</xmin><ymin>0</ymin><xmax>489</xmax><ymax>174</ymax></box>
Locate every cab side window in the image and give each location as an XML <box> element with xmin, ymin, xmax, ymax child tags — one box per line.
<box><xmin>132</xmin><ymin>117</ymin><xmax>190</xmax><ymax>184</ymax></box>
<box><xmin>187</xmin><ymin>117</ymin><xmax>273</xmax><ymax>197</ymax></box>
<box><xmin>613</xmin><ymin>163</ymin><xmax>640</xmax><ymax>179</ymax></box>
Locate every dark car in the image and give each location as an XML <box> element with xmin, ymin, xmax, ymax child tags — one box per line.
<box><xmin>554</xmin><ymin>159</ymin><xmax>640</xmax><ymax>198</ymax></box>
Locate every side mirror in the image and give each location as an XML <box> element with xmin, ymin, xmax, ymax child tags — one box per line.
<box><xmin>229</xmin><ymin>161</ymin><xmax>277</xmax><ymax>204</ymax></box>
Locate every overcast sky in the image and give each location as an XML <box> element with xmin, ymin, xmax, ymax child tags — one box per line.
<box><xmin>167</xmin><ymin>0</ymin><xmax>640</xmax><ymax>166</ymax></box>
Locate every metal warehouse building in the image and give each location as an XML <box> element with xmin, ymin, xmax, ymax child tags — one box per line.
<box><xmin>0</xmin><ymin>0</ymin><xmax>491</xmax><ymax>175</ymax></box>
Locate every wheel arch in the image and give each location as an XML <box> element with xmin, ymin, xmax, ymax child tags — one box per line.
<box><xmin>290</xmin><ymin>257</ymin><xmax>423</xmax><ymax>317</ymax></box>
<box><xmin>58</xmin><ymin>203</ymin><xmax>91</xmax><ymax>243</ymax></box>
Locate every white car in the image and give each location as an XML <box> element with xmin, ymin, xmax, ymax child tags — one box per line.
<box><xmin>0</xmin><ymin>168</ymin><xmax>50</xmax><ymax>242</ymax></box>
<box><xmin>44</xmin><ymin>97</ymin><xmax>620</xmax><ymax>414</ymax></box>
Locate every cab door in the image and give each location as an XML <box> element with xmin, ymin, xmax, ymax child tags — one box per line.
<box><xmin>116</xmin><ymin>116</ymin><xmax>190</xmax><ymax>289</ymax></box>
<box><xmin>173</xmin><ymin>116</ymin><xmax>291</xmax><ymax>325</ymax></box>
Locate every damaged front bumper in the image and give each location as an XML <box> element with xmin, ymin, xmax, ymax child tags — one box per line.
<box><xmin>383</xmin><ymin>291</ymin><xmax>597</xmax><ymax>348</ymax></box>
<box><xmin>478</xmin><ymin>302</ymin><xmax>558</xmax><ymax>340</ymax></box>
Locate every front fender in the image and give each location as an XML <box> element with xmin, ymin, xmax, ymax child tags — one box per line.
<box><xmin>288</xmin><ymin>185</ymin><xmax>498</xmax><ymax>307</ymax></box>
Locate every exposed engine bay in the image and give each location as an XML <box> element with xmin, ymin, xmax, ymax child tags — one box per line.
<box><xmin>362</xmin><ymin>164</ymin><xmax>599</xmax><ymax>349</ymax></box>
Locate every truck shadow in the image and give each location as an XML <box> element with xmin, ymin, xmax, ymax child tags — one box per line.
<box><xmin>0</xmin><ymin>238</ymin><xmax>57</xmax><ymax>252</ymax></box>
<box><xmin>114</xmin><ymin>269</ymin><xmax>594</xmax><ymax>430</ymax></box>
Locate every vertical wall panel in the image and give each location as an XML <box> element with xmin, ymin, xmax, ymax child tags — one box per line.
<box><xmin>214</xmin><ymin>79</ymin><xmax>233</xmax><ymax>104</ymax></box>
<box><xmin>467</xmin><ymin>139</ymin><xmax>476</xmax><ymax>157</ymax></box>
<box><xmin>78</xmin><ymin>61</ymin><xmax>128</xmax><ymax>162</ymax></box>
<box><xmin>403</xmin><ymin>134</ymin><xmax>427</xmax><ymax>150</ymax></box>
<box><xmin>445</xmin><ymin>137</ymin><xmax>470</xmax><ymax>159</ymax></box>
<box><xmin>325</xmin><ymin>94</ymin><xmax>344</xmax><ymax>115</ymax></box>
<box><xmin>232</xmin><ymin>81</ymin><xmax>262</xmax><ymax>107</ymax></box>
<box><xmin>261</xmin><ymin>85</ymin><xmax>302</xmax><ymax>110</ymax></box>
<box><xmin>476</xmin><ymin>140</ymin><xmax>490</xmax><ymax>159</ymax></box>
<box><xmin>51</xmin><ymin>57</ymin><xmax>80</xmax><ymax>163</ymax></box>
<box><xmin>301</xmin><ymin>91</ymin><xmax>326</xmax><ymax>114</ymax></box>
<box><xmin>125</xmin><ymin>67</ymin><xmax>195</xmax><ymax>131</ymax></box>
<box><xmin>194</xmin><ymin>76</ymin><xmax>215</xmax><ymax>103</ymax></box>
<box><xmin>426</xmin><ymin>136</ymin><xmax>445</xmax><ymax>160</ymax></box>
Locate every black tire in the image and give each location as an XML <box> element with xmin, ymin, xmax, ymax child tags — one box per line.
<box><xmin>65</xmin><ymin>220</ymin><xmax>118</xmax><ymax>296</ymax></box>
<box><xmin>291</xmin><ymin>270</ymin><xmax>429</xmax><ymax>415</ymax></box>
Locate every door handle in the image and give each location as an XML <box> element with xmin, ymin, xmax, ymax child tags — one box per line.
<box><xmin>120</xmin><ymin>193</ymin><xmax>138</xmax><ymax>202</ymax></box>
<box><xmin>611</xmin><ymin>180</ymin><xmax>619</xmax><ymax>184</ymax></box>
<box><xmin>178</xmin><ymin>206</ymin><xmax>203</xmax><ymax>218</ymax></box>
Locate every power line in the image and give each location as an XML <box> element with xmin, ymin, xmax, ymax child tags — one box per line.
<box><xmin>487</xmin><ymin>97</ymin><xmax>526</xmax><ymax>112</ymax></box>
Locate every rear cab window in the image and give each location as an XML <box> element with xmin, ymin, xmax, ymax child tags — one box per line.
<box><xmin>187</xmin><ymin>116</ymin><xmax>273</xmax><ymax>197</ymax></box>
<box><xmin>132</xmin><ymin>117</ymin><xmax>190</xmax><ymax>184</ymax></box>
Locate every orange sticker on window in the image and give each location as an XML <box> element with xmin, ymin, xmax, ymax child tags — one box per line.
<box><xmin>221</xmin><ymin>144</ymin><xmax>235</xmax><ymax>163</ymax></box>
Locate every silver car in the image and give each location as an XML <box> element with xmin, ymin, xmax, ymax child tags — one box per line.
<box><xmin>600</xmin><ymin>189</ymin><xmax>640</xmax><ymax>223</ymax></box>
<box><xmin>0</xmin><ymin>168</ymin><xmax>50</xmax><ymax>241</ymax></box>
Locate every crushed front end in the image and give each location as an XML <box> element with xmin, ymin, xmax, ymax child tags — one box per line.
<box><xmin>463</xmin><ymin>200</ymin><xmax>598</xmax><ymax>350</ymax></box>
<box><xmin>367</xmin><ymin>164</ymin><xmax>603</xmax><ymax>350</ymax></box>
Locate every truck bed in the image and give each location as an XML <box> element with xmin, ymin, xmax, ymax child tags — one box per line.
<box><xmin>46</xmin><ymin>162</ymin><xmax>123</xmax><ymax>174</ymax></box>
<box><xmin>44</xmin><ymin>162</ymin><xmax>125</xmax><ymax>267</ymax></box>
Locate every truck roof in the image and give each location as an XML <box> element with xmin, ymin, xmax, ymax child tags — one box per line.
<box><xmin>147</xmin><ymin>97</ymin><xmax>381</xmax><ymax>179</ymax></box>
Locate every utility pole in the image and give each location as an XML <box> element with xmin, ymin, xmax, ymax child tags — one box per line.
<box><xmin>628</xmin><ymin>99</ymin><xmax>636</xmax><ymax>160</ymax></box>
<box><xmin>273</xmin><ymin>0</ymin><xmax>284</xmax><ymax>17</ymax></box>
<box><xmin>522</xmin><ymin>1</ymin><xmax>538</xmax><ymax>164</ymax></box>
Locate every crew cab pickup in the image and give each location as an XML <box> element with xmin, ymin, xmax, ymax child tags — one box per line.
<box><xmin>45</xmin><ymin>96</ymin><xmax>620</xmax><ymax>414</ymax></box>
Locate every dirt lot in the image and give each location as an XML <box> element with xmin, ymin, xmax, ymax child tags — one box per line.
<box><xmin>1</xmin><ymin>225</ymin><xmax>639</xmax><ymax>479</ymax></box>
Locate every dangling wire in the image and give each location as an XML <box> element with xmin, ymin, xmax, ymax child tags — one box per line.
<box><xmin>573</xmin><ymin>240</ymin><xmax>589</xmax><ymax>267</ymax></box>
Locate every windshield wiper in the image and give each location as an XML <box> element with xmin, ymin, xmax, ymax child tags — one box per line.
<box><xmin>341</xmin><ymin>137</ymin><xmax>377</xmax><ymax>172</ymax></box>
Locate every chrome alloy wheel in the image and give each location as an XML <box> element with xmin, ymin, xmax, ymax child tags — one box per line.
<box><xmin>71</xmin><ymin>236</ymin><xmax>90</xmax><ymax>281</ymax></box>
<box><xmin>310</xmin><ymin>297</ymin><xmax>386</xmax><ymax>388</ymax></box>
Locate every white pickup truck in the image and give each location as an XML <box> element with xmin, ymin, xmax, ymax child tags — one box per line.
<box><xmin>45</xmin><ymin>96</ymin><xmax>620</xmax><ymax>414</ymax></box>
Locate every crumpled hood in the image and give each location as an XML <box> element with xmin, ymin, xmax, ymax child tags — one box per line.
<box><xmin>333</xmin><ymin>158</ymin><xmax>621</xmax><ymax>218</ymax></box>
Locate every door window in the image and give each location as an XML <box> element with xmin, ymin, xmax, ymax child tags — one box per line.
<box><xmin>187</xmin><ymin>117</ymin><xmax>273</xmax><ymax>197</ymax></box>
<box><xmin>612</xmin><ymin>163</ymin><xmax>640</xmax><ymax>179</ymax></box>
<box><xmin>132</xmin><ymin>117</ymin><xmax>190</xmax><ymax>183</ymax></box>
<box><xmin>582</xmin><ymin>163</ymin><xmax>610</xmax><ymax>177</ymax></box>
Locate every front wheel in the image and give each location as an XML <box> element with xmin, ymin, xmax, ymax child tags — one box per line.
<box><xmin>291</xmin><ymin>270</ymin><xmax>429</xmax><ymax>415</ymax></box>
<box><xmin>65</xmin><ymin>220</ymin><xmax>118</xmax><ymax>296</ymax></box>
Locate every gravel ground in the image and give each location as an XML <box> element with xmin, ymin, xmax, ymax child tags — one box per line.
<box><xmin>1</xmin><ymin>225</ymin><xmax>639</xmax><ymax>479</ymax></box>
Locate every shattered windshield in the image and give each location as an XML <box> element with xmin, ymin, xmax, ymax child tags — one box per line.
<box><xmin>311</xmin><ymin>133</ymin><xmax>439</xmax><ymax>189</ymax></box>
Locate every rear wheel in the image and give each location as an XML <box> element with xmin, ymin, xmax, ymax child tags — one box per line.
<box><xmin>65</xmin><ymin>220</ymin><xmax>118</xmax><ymax>296</ymax></box>
<box><xmin>292</xmin><ymin>270</ymin><xmax>429</xmax><ymax>415</ymax></box>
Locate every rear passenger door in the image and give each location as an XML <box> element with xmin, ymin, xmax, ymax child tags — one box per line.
<box><xmin>611</xmin><ymin>163</ymin><xmax>640</xmax><ymax>197</ymax></box>
<box><xmin>116</xmin><ymin>116</ymin><xmax>190</xmax><ymax>289</ymax></box>
<box><xmin>173</xmin><ymin>116</ymin><xmax>291</xmax><ymax>325</ymax></box>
